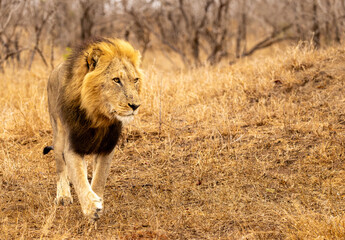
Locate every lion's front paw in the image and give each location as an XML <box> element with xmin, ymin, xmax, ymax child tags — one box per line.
<box><xmin>81</xmin><ymin>192</ymin><xmax>103</xmax><ymax>220</ymax></box>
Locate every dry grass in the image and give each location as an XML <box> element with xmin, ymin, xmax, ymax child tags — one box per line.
<box><xmin>1</xmin><ymin>43</ymin><xmax>345</xmax><ymax>239</ymax></box>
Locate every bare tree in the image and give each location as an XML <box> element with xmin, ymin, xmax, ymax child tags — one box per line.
<box><xmin>2</xmin><ymin>0</ymin><xmax>345</xmax><ymax>69</ymax></box>
<box><xmin>121</xmin><ymin>1</ymin><xmax>151</xmax><ymax>61</ymax></box>
<box><xmin>27</xmin><ymin>1</ymin><xmax>55</xmax><ymax>70</ymax></box>
<box><xmin>203</xmin><ymin>0</ymin><xmax>231</xmax><ymax>64</ymax></box>
<box><xmin>0</xmin><ymin>0</ymin><xmax>27</xmax><ymax>69</ymax></box>
<box><xmin>79</xmin><ymin>0</ymin><xmax>97</xmax><ymax>40</ymax></box>
<box><xmin>122</xmin><ymin>0</ymin><xmax>232</xmax><ymax>66</ymax></box>
<box><xmin>79</xmin><ymin>0</ymin><xmax>112</xmax><ymax>41</ymax></box>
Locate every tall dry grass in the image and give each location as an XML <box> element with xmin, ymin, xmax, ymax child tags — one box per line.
<box><xmin>1</xmin><ymin>43</ymin><xmax>345</xmax><ymax>239</ymax></box>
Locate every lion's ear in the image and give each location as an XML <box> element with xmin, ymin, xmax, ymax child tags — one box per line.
<box><xmin>86</xmin><ymin>48</ymin><xmax>102</xmax><ymax>71</ymax></box>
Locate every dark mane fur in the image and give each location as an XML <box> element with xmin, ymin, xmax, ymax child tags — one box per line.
<box><xmin>59</xmin><ymin>37</ymin><xmax>122</xmax><ymax>156</ymax></box>
<box><xmin>59</xmin><ymin>93</ymin><xmax>122</xmax><ymax>156</ymax></box>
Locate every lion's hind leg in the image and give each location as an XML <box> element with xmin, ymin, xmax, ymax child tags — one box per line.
<box><xmin>54</xmin><ymin>120</ymin><xmax>73</xmax><ymax>206</ymax></box>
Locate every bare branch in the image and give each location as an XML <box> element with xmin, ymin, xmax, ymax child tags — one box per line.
<box><xmin>0</xmin><ymin>2</ymin><xmax>22</xmax><ymax>35</ymax></box>
<box><xmin>242</xmin><ymin>24</ymin><xmax>294</xmax><ymax>57</ymax></box>
<box><xmin>0</xmin><ymin>48</ymin><xmax>28</xmax><ymax>66</ymax></box>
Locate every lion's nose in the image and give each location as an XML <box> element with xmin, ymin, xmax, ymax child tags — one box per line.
<box><xmin>128</xmin><ymin>103</ymin><xmax>140</xmax><ymax>111</ymax></box>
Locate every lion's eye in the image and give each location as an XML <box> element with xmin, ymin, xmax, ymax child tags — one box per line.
<box><xmin>113</xmin><ymin>77</ymin><xmax>121</xmax><ymax>84</ymax></box>
<box><xmin>134</xmin><ymin>78</ymin><xmax>140</xmax><ymax>84</ymax></box>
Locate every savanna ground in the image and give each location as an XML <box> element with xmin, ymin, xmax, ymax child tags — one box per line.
<box><xmin>1</xmin><ymin>43</ymin><xmax>345</xmax><ymax>239</ymax></box>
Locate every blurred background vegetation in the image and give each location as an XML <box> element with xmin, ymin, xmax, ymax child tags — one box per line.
<box><xmin>1</xmin><ymin>0</ymin><xmax>344</xmax><ymax>69</ymax></box>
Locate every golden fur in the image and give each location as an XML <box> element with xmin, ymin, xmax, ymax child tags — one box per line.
<box><xmin>45</xmin><ymin>38</ymin><xmax>143</xmax><ymax>219</ymax></box>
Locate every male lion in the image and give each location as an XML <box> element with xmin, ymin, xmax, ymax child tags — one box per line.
<box><xmin>44</xmin><ymin>38</ymin><xmax>142</xmax><ymax>220</ymax></box>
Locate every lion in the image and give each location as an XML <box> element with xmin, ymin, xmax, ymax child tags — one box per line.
<box><xmin>44</xmin><ymin>37</ymin><xmax>143</xmax><ymax>220</ymax></box>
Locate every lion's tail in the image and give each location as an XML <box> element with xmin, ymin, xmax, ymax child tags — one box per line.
<box><xmin>43</xmin><ymin>146</ymin><xmax>54</xmax><ymax>155</ymax></box>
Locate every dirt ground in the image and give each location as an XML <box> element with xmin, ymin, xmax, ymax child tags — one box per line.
<box><xmin>1</xmin><ymin>44</ymin><xmax>345</xmax><ymax>239</ymax></box>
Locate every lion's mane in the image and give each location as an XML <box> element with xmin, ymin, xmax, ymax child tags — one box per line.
<box><xmin>56</xmin><ymin>37</ymin><xmax>141</xmax><ymax>155</ymax></box>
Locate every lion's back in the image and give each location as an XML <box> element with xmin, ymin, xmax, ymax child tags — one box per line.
<box><xmin>47</xmin><ymin>63</ymin><xmax>66</xmax><ymax>121</ymax></box>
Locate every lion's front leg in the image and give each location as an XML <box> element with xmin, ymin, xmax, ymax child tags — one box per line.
<box><xmin>64</xmin><ymin>144</ymin><xmax>103</xmax><ymax>220</ymax></box>
<box><xmin>91</xmin><ymin>150</ymin><xmax>115</xmax><ymax>199</ymax></box>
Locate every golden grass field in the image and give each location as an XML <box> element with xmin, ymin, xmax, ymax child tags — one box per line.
<box><xmin>1</xmin><ymin>43</ymin><xmax>345</xmax><ymax>239</ymax></box>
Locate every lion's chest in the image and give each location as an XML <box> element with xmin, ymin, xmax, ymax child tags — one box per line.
<box><xmin>69</xmin><ymin>122</ymin><xmax>122</xmax><ymax>155</ymax></box>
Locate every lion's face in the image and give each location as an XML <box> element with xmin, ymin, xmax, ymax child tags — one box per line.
<box><xmin>80</xmin><ymin>45</ymin><xmax>142</xmax><ymax>127</ymax></box>
<box><xmin>101</xmin><ymin>58</ymin><xmax>142</xmax><ymax>123</ymax></box>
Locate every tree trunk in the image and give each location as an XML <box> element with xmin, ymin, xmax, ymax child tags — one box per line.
<box><xmin>312</xmin><ymin>0</ymin><xmax>320</xmax><ymax>48</ymax></box>
<box><xmin>80</xmin><ymin>2</ymin><xmax>94</xmax><ymax>40</ymax></box>
<box><xmin>236</xmin><ymin>0</ymin><xmax>247</xmax><ymax>58</ymax></box>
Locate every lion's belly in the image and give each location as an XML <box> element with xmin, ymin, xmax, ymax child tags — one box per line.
<box><xmin>69</xmin><ymin>122</ymin><xmax>122</xmax><ymax>155</ymax></box>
